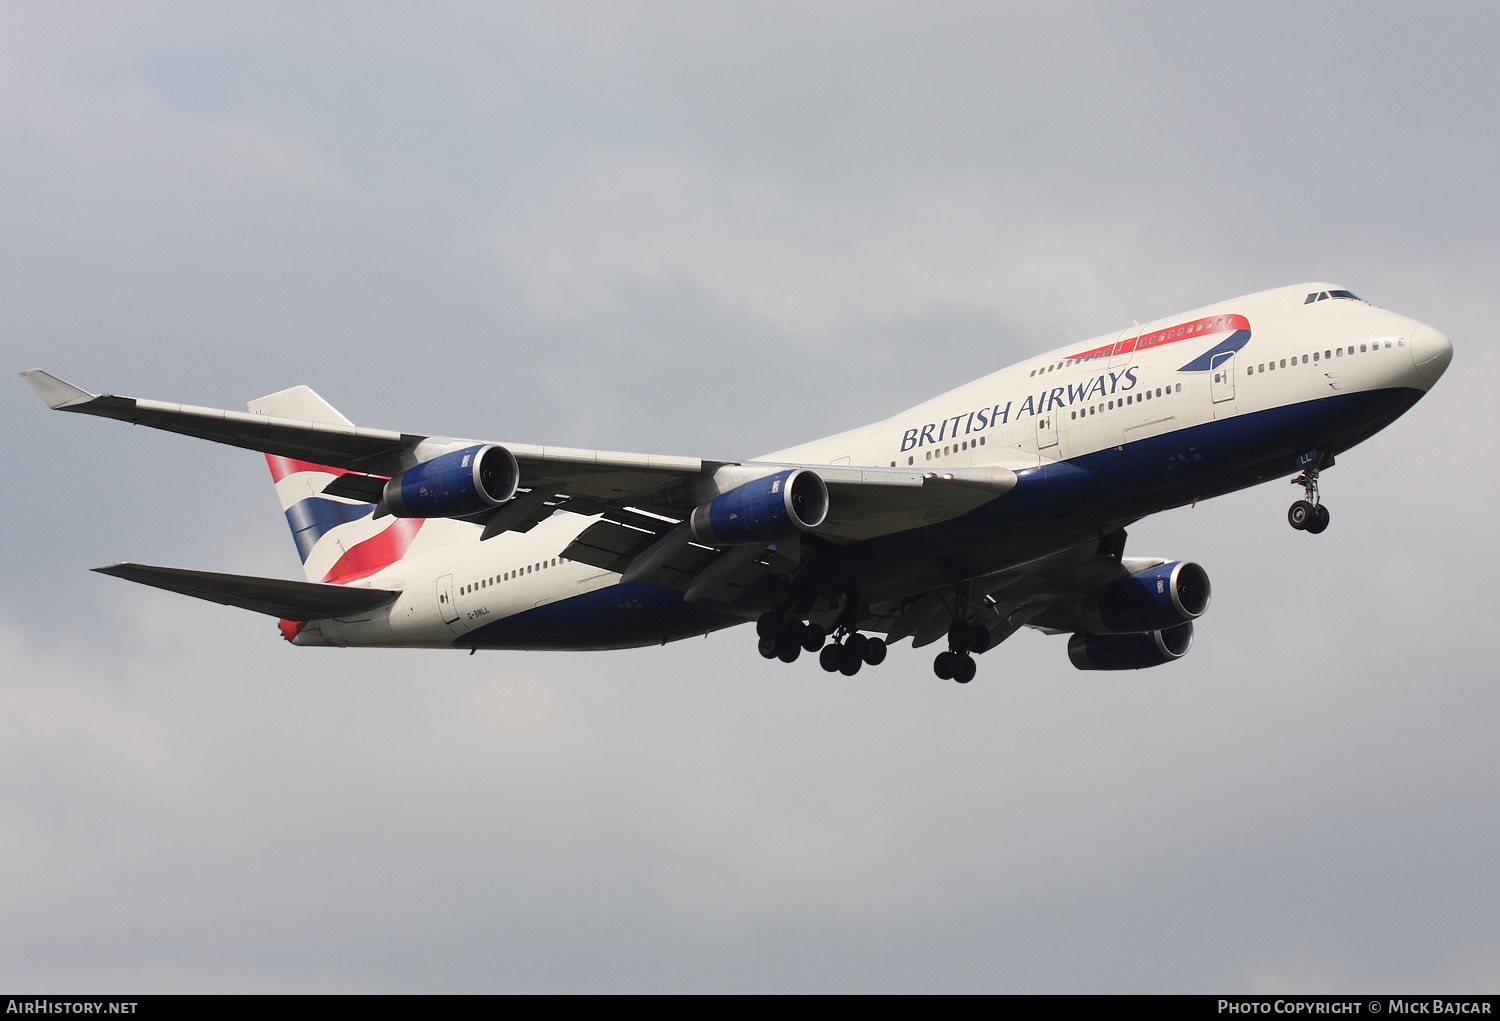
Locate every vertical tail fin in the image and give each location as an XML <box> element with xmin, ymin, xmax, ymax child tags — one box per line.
<box><xmin>250</xmin><ymin>386</ymin><xmax>425</xmax><ymax>584</ymax></box>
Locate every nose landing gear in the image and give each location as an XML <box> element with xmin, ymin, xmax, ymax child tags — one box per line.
<box><xmin>1288</xmin><ymin>467</ymin><xmax>1331</xmax><ymax>534</ymax></box>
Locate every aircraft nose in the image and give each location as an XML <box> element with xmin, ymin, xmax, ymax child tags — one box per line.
<box><xmin>1410</xmin><ymin>324</ymin><xmax>1453</xmax><ymax>383</ymax></box>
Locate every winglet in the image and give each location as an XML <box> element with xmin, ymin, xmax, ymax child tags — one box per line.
<box><xmin>20</xmin><ymin>369</ymin><xmax>97</xmax><ymax>410</ymax></box>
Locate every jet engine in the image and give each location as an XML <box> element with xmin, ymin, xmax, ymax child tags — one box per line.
<box><xmin>689</xmin><ymin>468</ymin><xmax>829</xmax><ymax>545</ymax></box>
<box><xmin>382</xmin><ymin>443</ymin><xmax>519</xmax><ymax>518</ymax></box>
<box><xmin>1067</xmin><ymin>622</ymin><xmax>1193</xmax><ymax>670</ymax></box>
<box><xmin>1082</xmin><ymin>560</ymin><xmax>1211</xmax><ymax>634</ymax></box>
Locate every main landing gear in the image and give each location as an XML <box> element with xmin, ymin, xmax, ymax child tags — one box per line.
<box><xmin>756</xmin><ymin>612</ymin><xmax>887</xmax><ymax>675</ymax></box>
<box><xmin>1288</xmin><ymin>467</ymin><xmax>1331</xmax><ymax>534</ymax></box>
<box><xmin>933</xmin><ymin>620</ymin><xmax>990</xmax><ymax>684</ymax></box>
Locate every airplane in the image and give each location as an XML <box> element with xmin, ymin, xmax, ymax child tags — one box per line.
<box><xmin>21</xmin><ymin>282</ymin><xmax>1452</xmax><ymax>683</ymax></box>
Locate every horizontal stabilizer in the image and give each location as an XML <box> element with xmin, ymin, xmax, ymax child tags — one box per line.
<box><xmin>93</xmin><ymin>563</ymin><xmax>400</xmax><ymax>620</ymax></box>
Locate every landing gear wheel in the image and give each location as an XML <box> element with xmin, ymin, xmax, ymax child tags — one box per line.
<box><xmin>819</xmin><ymin>644</ymin><xmax>841</xmax><ymax>672</ymax></box>
<box><xmin>771</xmin><ymin>585</ymin><xmax>794</xmax><ymax>611</ymax></box>
<box><xmin>756</xmin><ymin>612</ymin><xmax>783</xmax><ymax>639</ymax></box>
<box><xmin>953</xmin><ymin>656</ymin><xmax>977</xmax><ymax>684</ymax></box>
<box><xmin>801</xmin><ymin>623</ymin><xmax>827</xmax><ymax>653</ymax></box>
<box><xmin>776</xmin><ymin>636</ymin><xmax>802</xmax><ymax>663</ymax></box>
<box><xmin>967</xmin><ymin>624</ymin><xmax>992</xmax><ymax>655</ymax></box>
<box><xmin>758</xmin><ymin>636</ymin><xmax>779</xmax><ymax>659</ymax></box>
<box><xmin>1306</xmin><ymin>503</ymin><xmax>1331</xmax><ymax>534</ymax></box>
<box><xmin>934</xmin><ymin>651</ymin><xmax>959</xmax><ymax>680</ymax></box>
<box><xmin>838</xmin><ymin>643</ymin><xmax>863</xmax><ymax>676</ymax></box>
<box><xmin>862</xmin><ymin>637</ymin><xmax>887</xmax><ymax>666</ymax></box>
<box><xmin>844</xmin><ymin>632</ymin><xmax>869</xmax><ymax>661</ymax></box>
<box><xmin>1288</xmin><ymin>500</ymin><xmax>1313</xmax><ymax>530</ymax></box>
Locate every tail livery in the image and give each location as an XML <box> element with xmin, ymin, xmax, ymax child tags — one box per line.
<box><xmin>249</xmin><ymin>386</ymin><xmax>424</xmax><ymax>584</ymax></box>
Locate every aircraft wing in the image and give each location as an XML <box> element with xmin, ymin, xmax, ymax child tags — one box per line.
<box><xmin>21</xmin><ymin>369</ymin><xmax>718</xmax><ymax>504</ymax></box>
<box><xmin>22</xmin><ymin>370</ymin><xmax>1017</xmax><ymax>552</ymax></box>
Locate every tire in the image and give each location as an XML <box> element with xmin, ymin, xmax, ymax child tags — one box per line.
<box><xmin>862</xmin><ymin>637</ymin><xmax>887</xmax><ymax>666</ymax></box>
<box><xmin>801</xmin><ymin>623</ymin><xmax>827</xmax><ymax>653</ymax></box>
<box><xmin>756</xmin><ymin>613</ymin><xmax>783</xmax><ymax>639</ymax></box>
<box><xmin>838</xmin><ymin>644</ymin><xmax>863</xmax><ymax>676</ymax></box>
<box><xmin>947</xmin><ymin>620</ymin><xmax>970</xmax><ymax>651</ymax></box>
<box><xmin>758</xmin><ymin>636</ymin><xmax>779</xmax><ymax>659</ymax></box>
<box><xmin>968</xmin><ymin>624</ymin><xmax>992</xmax><ymax>655</ymax></box>
<box><xmin>845</xmin><ymin>632</ymin><xmax>869</xmax><ymax>660</ymax></box>
<box><xmin>953</xmin><ymin>656</ymin><xmax>976</xmax><ymax>684</ymax></box>
<box><xmin>1288</xmin><ymin>500</ymin><xmax>1313</xmax><ymax>530</ymax></box>
<box><xmin>772</xmin><ymin>585</ymin><xmax>794</xmax><ymax>611</ymax></box>
<box><xmin>934</xmin><ymin>651</ymin><xmax>958</xmax><ymax>680</ymax></box>
<box><xmin>776</xmin><ymin>636</ymin><xmax>802</xmax><ymax>664</ymax></box>
<box><xmin>819</xmin><ymin>644</ymin><xmax>842</xmax><ymax>672</ymax></box>
<box><xmin>1306</xmin><ymin>503</ymin><xmax>1331</xmax><ymax>534</ymax></box>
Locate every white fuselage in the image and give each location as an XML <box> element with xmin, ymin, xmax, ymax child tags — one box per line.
<box><xmin>295</xmin><ymin>283</ymin><xmax>1448</xmax><ymax>650</ymax></box>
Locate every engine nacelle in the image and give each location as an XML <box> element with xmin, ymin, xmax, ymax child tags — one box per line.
<box><xmin>689</xmin><ymin>468</ymin><xmax>829</xmax><ymax>545</ymax></box>
<box><xmin>1082</xmin><ymin>560</ymin><xmax>1211</xmax><ymax>634</ymax></box>
<box><xmin>1068</xmin><ymin>622</ymin><xmax>1193</xmax><ymax>671</ymax></box>
<box><xmin>382</xmin><ymin>443</ymin><xmax>519</xmax><ymax>518</ymax></box>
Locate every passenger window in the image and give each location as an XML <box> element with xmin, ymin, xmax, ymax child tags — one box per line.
<box><xmin>1336</xmin><ymin>348</ymin><xmax>1342</xmax><ymax>357</ymax></box>
<box><xmin>1280</xmin><ymin>359</ymin><xmax>1286</xmax><ymax>368</ymax></box>
<box><xmin>1360</xmin><ymin>344</ymin><xmax>1367</xmax><ymax>353</ymax></box>
<box><xmin>1144</xmin><ymin>391</ymin><xmax>1151</xmax><ymax>400</ymax></box>
<box><xmin>908</xmin><ymin>456</ymin><xmax>914</xmax><ymax>464</ymax></box>
<box><xmin>1247</xmin><ymin>367</ymin><xmax>1253</xmax><ymax>376</ymax></box>
<box><xmin>1325</xmin><ymin>350</ymin><xmax>1331</xmax><ymax>359</ymax></box>
<box><xmin>1108</xmin><ymin>401</ymin><xmax>1114</xmax><ymax>410</ymax></box>
<box><xmin>1258</xmin><ymin>364</ymin><xmax>1264</xmax><ymax>373</ymax></box>
<box><xmin>979</xmin><ymin>437</ymin><xmax>985</xmax><ymax>445</ymax></box>
<box><xmin>1175</xmin><ymin>384</ymin><xmax>1181</xmax><ymax>392</ymax></box>
<box><xmin>1071</xmin><ymin>411</ymin><xmax>1076</xmax><ymax>420</ymax></box>
<box><xmin>1156</xmin><ymin>388</ymin><xmax>1162</xmax><ymax>397</ymax></box>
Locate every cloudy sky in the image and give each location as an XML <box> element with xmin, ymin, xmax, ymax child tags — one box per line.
<box><xmin>2</xmin><ymin>1</ymin><xmax>1497</xmax><ymax>992</ymax></box>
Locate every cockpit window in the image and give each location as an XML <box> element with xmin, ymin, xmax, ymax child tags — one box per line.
<box><xmin>1316</xmin><ymin>292</ymin><xmax>1330</xmax><ymax>301</ymax></box>
<box><xmin>1328</xmin><ymin>289</ymin><xmax>1360</xmax><ymax>300</ymax></box>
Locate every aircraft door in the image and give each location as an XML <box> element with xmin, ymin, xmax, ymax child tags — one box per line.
<box><xmin>1108</xmin><ymin>328</ymin><xmax>1136</xmax><ymax>369</ymax></box>
<box><xmin>437</xmin><ymin>573</ymin><xmax>460</xmax><ymax>624</ymax></box>
<box><xmin>1036</xmin><ymin>409</ymin><xmax>1059</xmax><ymax>449</ymax></box>
<box><xmin>1210</xmin><ymin>352</ymin><xmax>1236</xmax><ymax>403</ymax></box>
